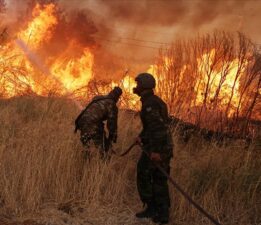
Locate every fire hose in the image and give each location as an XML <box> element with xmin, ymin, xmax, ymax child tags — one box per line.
<box><xmin>118</xmin><ymin>142</ymin><xmax>222</xmax><ymax>225</ymax></box>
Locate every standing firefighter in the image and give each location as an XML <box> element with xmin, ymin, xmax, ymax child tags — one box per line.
<box><xmin>74</xmin><ymin>87</ymin><xmax>122</xmax><ymax>156</ymax></box>
<box><xmin>133</xmin><ymin>73</ymin><xmax>173</xmax><ymax>224</ymax></box>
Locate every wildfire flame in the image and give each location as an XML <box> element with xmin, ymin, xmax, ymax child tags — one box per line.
<box><xmin>51</xmin><ymin>48</ymin><xmax>94</xmax><ymax>93</ymax></box>
<box><xmin>146</xmin><ymin>50</ymin><xmax>253</xmax><ymax>118</ymax></box>
<box><xmin>195</xmin><ymin>49</ymin><xmax>245</xmax><ymax>111</ymax></box>
<box><xmin>17</xmin><ymin>4</ymin><xmax>58</xmax><ymax>50</ymax></box>
<box><xmin>0</xmin><ymin>3</ymin><xmax>93</xmax><ymax>98</ymax></box>
<box><xmin>0</xmin><ymin>2</ymin><xmax>260</xmax><ymax>129</ymax></box>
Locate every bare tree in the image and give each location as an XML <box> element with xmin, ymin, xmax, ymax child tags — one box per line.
<box><xmin>153</xmin><ymin>31</ymin><xmax>261</xmax><ymax>135</ymax></box>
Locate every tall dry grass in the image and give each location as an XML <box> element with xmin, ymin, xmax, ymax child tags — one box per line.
<box><xmin>0</xmin><ymin>96</ymin><xmax>260</xmax><ymax>225</ymax></box>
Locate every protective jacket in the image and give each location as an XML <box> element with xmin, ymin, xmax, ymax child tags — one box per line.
<box><xmin>139</xmin><ymin>90</ymin><xmax>173</xmax><ymax>157</ymax></box>
<box><xmin>76</xmin><ymin>95</ymin><xmax>118</xmax><ymax>144</ymax></box>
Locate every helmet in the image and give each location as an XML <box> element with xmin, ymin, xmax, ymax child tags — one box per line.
<box><xmin>108</xmin><ymin>86</ymin><xmax>122</xmax><ymax>101</ymax></box>
<box><xmin>135</xmin><ymin>73</ymin><xmax>156</xmax><ymax>89</ymax></box>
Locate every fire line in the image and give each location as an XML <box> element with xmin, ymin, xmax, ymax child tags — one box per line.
<box><xmin>15</xmin><ymin>39</ymin><xmax>84</xmax><ymax>110</ymax></box>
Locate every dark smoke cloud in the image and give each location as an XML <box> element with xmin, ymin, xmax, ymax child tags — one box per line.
<box><xmin>0</xmin><ymin>0</ymin><xmax>5</xmax><ymax>12</ymax></box>
<box><xmin>98</xmin><ymin>0</ymin><xmax>238</xmax><ymax>27</ymax></box>
<box><xmin>99</xmin><ymin>0</ymin><xmax>187</xmax><ymax>26</ymax></box>
<box><xmin>92</xmin><ymin>0</ymin><xmax>259</xmax><ymax>38</ymax></box>
<box><xmin>4</xmin><ymin>0</ymin><xmax>261</xmax><ymax>43</ymax></box>
<box><xmin>3</xmin><ymin>0</ymin><xmax>98</xmax><ymax>58</ymax></box>
<box><xmin>58</xmin><ymin>0</ymin><xmax>261</xmax><ymax>65</ymax></box>
<box><xmin>40</xmin><ymin>9</ymin><xmax>98</xmax><ymax>59</ymax></box>
<box><xmin>2</xmin><ymin>0</ymin><xmax>261</xmax><ymax>74</ymax></box>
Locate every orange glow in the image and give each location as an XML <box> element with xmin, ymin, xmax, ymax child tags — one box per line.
<box><xmin>145</xmin><ymin>50</ymin><xmax>249</xmax><ymax>117</ymax></box>
<box><xmin>110</xmin><ymin>75</ymin><xmax>139</xmax><ymax>108</ymax></box>
<box><xmin>0</xmin><ymin>3</ymin><xmax>93</xmax><ymax>98</ymax></box>
<box><xmin>0</xmin><ymin>2</ymin><xmax>259</xmax><ymax>126</ymax></box>
<box><xmin>18</xmin><ymin>3</ymin><xmax>58</xmax><ymax>49</ymax></box>
<box><xmin>51</xmin><ymin>48</ymin><xmax>94</xmax><ymax>94</ymax></box>
<box><xmin>195</xmin><ymin>49</ymin><xmax>246</xmax><ymax>115</ymax></box>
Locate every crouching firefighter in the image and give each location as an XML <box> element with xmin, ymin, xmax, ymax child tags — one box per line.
<box><xmin>133</xmin><ymin>73</ymin><xmax>173</xmax><ymax>224</ymax></box>
<box><xmin>74</xmin><ymin>87</ymin><xmax>122</xmax><ymax>157</ymax></box>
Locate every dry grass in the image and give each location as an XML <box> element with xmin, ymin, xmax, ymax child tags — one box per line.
<box><xmin>0</xmin><ymin>96</ymin><xmax>260</xmax><ymax>225</ymax></box>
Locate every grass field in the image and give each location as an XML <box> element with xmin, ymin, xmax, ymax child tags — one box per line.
<box><xmin>0</xmin><ymin>96</ymin><xmax>260</xmax><ymax>225</ymax></box>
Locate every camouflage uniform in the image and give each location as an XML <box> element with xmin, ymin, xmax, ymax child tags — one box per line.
<box><xmin>76</xmin><ymin>95</ymin><xmax>119</xmax><ymax>153</ymax></box>
<box><xmin>137</xmin><ymin>89</ymin><xmax>173</xmax><ymax>221</ymax></box>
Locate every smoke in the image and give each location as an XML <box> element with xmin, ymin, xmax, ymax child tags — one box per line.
<box><xmin>4</xmin><ymin>0</ymin><xmax>261</xmax><ymax>40</ymax></box>
<box><xmin>38</xmin><ymin>9</ymin><xmax>98</xmax><ymax>60</ymax></box>
<box><xmin>0</xmin><ymin>0</ymin><xmax>5</xmax><ymax>12</ymax></box>
<box><xmin>85</xmin><ymin>0</ymin><xmax>260</xmax><ymax>41</ymax></box>
<box><xmin>2</xmin><ymin>0</ymin><xmax>261</xmax><ymax>74</ymax></box>
<box><xmin>58</xmin><ymin>0</ymin><xmax>261</xmax><ymax>67</ymax></box>
<box><xmin>2</xmin><ymin>0</ymin><xmax>97</xmax><ymax>57</ymax></box>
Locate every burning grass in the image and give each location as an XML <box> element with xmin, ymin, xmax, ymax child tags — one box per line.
<box><xmin>0</xmin><ymin>96</ymin><xmax>260</xmax><ymax>225</ymax></box>
<box><xmin>149</xmin><ymin>32</ymin><xmax>261</xmax><ymax>134</ymax></box>
<box><xmin>1</xmin><ymin>3</ymin><xmax>260</xmax><ymax>134</ymax></box>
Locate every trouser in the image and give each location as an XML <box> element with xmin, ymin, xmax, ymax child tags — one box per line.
<box><xmin>80</xmin><ymin>131</ymin><xmax>104</xmax><ymax>147</ymax></box>
<box><xmin>137</xmin><ymin>151</ymin><xmax>171</xmax><ymax>207</ymax></box>
<box><xmin>81</xmin><ymin>126</ymin><xmax>110</xmax><ymax>159</ymax></box>
<box><xmin>80</xmin><ymin>131</ymin><xmax>106</xmax><ymax>158</ymax></box>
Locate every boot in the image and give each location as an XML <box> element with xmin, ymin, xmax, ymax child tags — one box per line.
<box><xmin>136</xmin><ymin>202</ymin><xmax>156</xmax><ymax>219</ymax></box>
<box><xmin>152</xmin><ymin>204</ymin><xmax>169</xmax><ymax>224</ymax></box>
